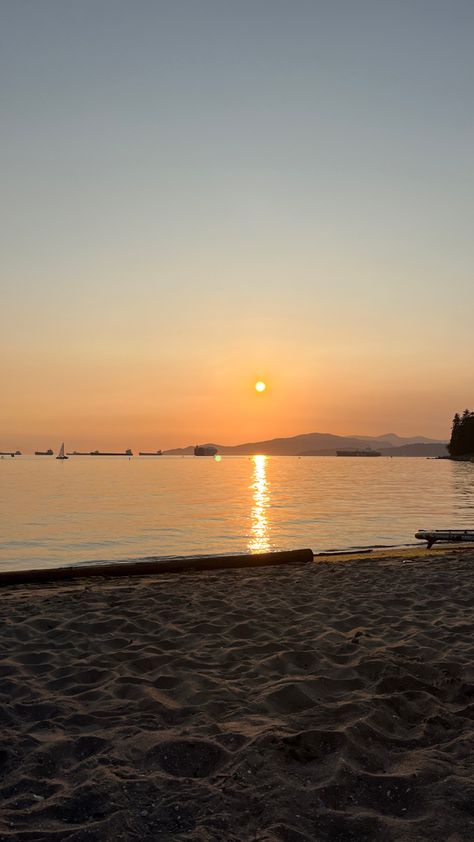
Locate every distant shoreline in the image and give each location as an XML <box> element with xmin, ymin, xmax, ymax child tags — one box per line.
<box><xmin>2</xmin><ymin>542</ymin><xmax>474</xmax><ymax>581</ymax></box>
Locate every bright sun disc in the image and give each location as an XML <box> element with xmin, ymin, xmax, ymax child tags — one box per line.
<box><xmin>255</xmin><ymin>381</ymin><xmax>266</xmax><ymax>393</ymax></box>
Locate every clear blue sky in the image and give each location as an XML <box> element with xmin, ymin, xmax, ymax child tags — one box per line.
<box><xmin>1</xmin><ymin>1</ymin><xmax>473</xmax><ymax>448</ymax></box>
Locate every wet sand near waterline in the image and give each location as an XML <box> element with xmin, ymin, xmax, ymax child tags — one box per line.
<box><xmin>1</xmin><ymin>548</ymin><xmax>474</xmax><ymax>841</ymax></box>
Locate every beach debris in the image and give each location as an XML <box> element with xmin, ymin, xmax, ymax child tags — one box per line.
<box><xmin>415</xmin><ymin>529</ymin><xmax>474</xmax><ymax>549</ymax></box>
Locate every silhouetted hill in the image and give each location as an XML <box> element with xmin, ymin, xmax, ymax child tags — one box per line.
<box><xmin>352</xmin><ymin>432</ymin><xmax>441</xmax><ymax>446</ymax></box>
<box><xmin>380</xmin><ymin>443</ymin><xmax>448</xmax><ymax>457</ymax></box>
<box><xmin>164</xmin><ymin>432</ymin><xmax>446</xmax><ymax>457</ymax></box>
<box><xmin>301</xmin><ymin>442</ymin><xmax>448</xmax><ymax>457</ymax></box>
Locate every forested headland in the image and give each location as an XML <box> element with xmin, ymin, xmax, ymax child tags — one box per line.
<box><xmin>448</xmin><ymin>410</ymin><xmax>474</xmax><ymax>459</ymax></box>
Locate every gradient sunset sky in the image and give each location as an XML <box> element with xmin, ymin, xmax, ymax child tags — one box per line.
<box><xmin>2</xmin><ymin>1</ymin><xmax>473</xmax><ymax>450</ymax></box>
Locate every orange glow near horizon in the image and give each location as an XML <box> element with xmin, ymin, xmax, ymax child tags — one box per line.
<box><xmin>0</xmin><ymin>334</ymin><xmax>461</xmax><ymax>452</ymax></box>
<box><xmin>1</xmin><ymin>4</ymin><xmax>472</xmax><ymax>455</ymax></box>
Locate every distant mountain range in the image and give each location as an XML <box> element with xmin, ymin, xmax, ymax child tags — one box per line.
<box><xmin>164</xmin><ymin>432</ymin><xmax>448</xmax><ymax>457</ymax></box>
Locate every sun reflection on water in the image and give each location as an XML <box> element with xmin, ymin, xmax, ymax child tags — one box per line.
<box><xmin>248</xmin><ymin>454</ymin><xmax>271</xmax><ymax>552</ymax></box>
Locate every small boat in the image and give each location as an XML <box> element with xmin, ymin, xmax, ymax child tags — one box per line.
<box><xmin>415</xmin><ymin>529</ymin><xmax>474</xmax><ymax>549</ymax></box>
<box><xmin>194</xmin><ymin>445</ymin><xmax>218</xmax><ymax>456</ymax></box>
<box><xmin>336</xmin><ymin>449</ymin><xmax>381</xmax><ymax>457</ymax></box>
<box><xmin>138</xmin><ymin>450</ymin><xmax>163</xmax><ymax>456</ymax></box>
<box><xmin>56</xmin><ymin>443</ymin><xmax>68</xmax><ymax>461</ymax></box>
<box><xmin>35</xmin><ymin>449</ymin><xmax>54</xmax><ymax>456</ymax></box>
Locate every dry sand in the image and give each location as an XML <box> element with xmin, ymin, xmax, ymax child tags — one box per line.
<box><xmin>1</xmin><ymin>547</ymin><xmax>474</xmax><ymax>841</ymax></box>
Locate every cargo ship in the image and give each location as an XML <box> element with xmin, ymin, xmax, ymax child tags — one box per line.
<box><xmin>68</xmin><ymin>449</ymin><xmax>133</xmax><ymax>456</ymax></box>
<box><xmin>194</xmin><ymin>445</ymin><xmax>218</xmax><ymax>456</ymax></box>
<box><xmin>138</xmin><ymin>450</ymin><xmax>163</xmax><ymax>456</ymax></box>
<box><xmin>35</xmin><ymin>449</ymin><xmax>54</xmax><ymax>456</ymax></box>
<box><xmin>336</xmin><ymin>449</ymin><xmax>381</xmax><ymax>457</ymax></box>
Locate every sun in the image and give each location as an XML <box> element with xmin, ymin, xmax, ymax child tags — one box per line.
<box><xmin>255</xmin><ymin>381</ymin><xmax>266</xmax><ymax>393</ymax></box>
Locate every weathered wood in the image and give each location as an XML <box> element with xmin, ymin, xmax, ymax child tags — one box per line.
<box><xmin>0</xmin><ymin>548</ymin><xmax>314</xmax><ymax>587</ymax></box>
<box><xmin>415</xmin><ymin>529</ymin><xmax>474</xmax><ymax>549</ymax></box>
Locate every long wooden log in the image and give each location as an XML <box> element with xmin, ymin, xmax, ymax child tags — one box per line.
<box><xmin>0</xmin><ymin>548</ymin><xmax>314</xmax><ymax>587</ymax></box>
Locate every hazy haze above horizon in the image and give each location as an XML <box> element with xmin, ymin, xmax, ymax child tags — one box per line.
<box><xmin>2</xmin><ymin>0</ymin><xmax>473</xmax><ymax>450</ymax></box>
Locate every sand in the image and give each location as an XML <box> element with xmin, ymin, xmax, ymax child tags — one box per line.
<box><xmin>1</xmin><ymin>547</ymin><xmax>474</xmax><ymax>841</ymax></box>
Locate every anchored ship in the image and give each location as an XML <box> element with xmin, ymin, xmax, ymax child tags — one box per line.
<box><xmin>138</xmin><ymin>450</ymin><xmax>163</xmax><ymax>456</ymax></box>
<box><xmin>194</xmin><ymin>445</ymin><xmax>218</xmax><ymax>456</ymax></box>
<box><xmin>68</xmin><ymin>449</ymin><xmax>133</xmax><ymax>456</ymax></box>
<box><xmin>336</xmin><ymin>449</ymin><xmax>381</xmax><ymax>457</ymax></box>
<box><xmin>35</xmin><ymin>449</ymin><xmax>54</xmax><ymax>455</ymax></box>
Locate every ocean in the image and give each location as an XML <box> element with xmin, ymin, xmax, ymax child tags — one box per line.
<box><xmin>1</xmin><ymin>455</ymin><xmax>473</xmax><ymax>571</ymax></box>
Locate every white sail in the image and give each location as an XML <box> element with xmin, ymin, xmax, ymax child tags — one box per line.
<box><xmin>58</xmin><ymin>443</ymin><xmax>65</xmax><ymax>458</ymax></box>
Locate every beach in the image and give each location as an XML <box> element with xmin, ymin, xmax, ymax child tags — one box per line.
<box><xmin>1</xmin><ymin>547</ymin><xmax>474</xmax><ymax>841</ymax></box>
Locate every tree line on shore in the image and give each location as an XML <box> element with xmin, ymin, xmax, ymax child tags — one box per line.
<box><xmin>448</xmin><ymin>409</ymin><xmax>474</xmax><ymax>458</ymax></box>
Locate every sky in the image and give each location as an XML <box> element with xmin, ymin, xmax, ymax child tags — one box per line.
<box><xmin>1</xmin><ymin>0</ymin><xmax>473</xmax><ymax>450</ymax></box>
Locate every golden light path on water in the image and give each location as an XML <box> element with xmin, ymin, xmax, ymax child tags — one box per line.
<box><xmin>3</xmin><ymin>457</ymin><xmax>474</xmax><ymax>571</ymax></box>
<box><xmin>248</xmin><ymin>454</ymin><xmax>270</xmax><ymax>552</ymax></box>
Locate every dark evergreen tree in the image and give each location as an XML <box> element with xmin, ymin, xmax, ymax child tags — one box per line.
<box><xmin>447</xmin><ymin>413</ymin><xmax>461</xmax><ymax>456</ymax></box>
<box><xmin>448</xmin><ymin>409</ymin><xmax>474</xmax><ymax>457</ymax></box>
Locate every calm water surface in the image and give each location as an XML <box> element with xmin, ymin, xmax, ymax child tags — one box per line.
<box><xmin>1</xmin><ymin>456</ymin><xmax>474</xmax><ymax>571</ymax></box>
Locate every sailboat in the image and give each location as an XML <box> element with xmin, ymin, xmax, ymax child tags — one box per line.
<box><xmin>56</xmin><ymin>443</ymin><xmax>68</xmax><ymax>461</ymax></box>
